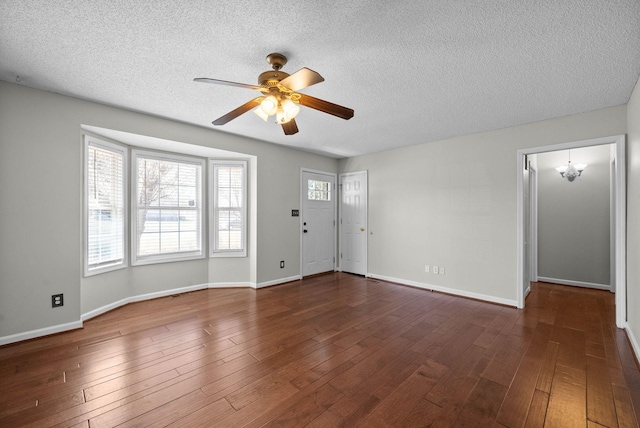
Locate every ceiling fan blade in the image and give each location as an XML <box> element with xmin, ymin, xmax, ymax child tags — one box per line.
<box><xmin>281</xmin><ymin>118</ymin><xmax>299</xmax><ymax>135</ymax></box>
<box><xmin>194</xmin><ymin>78</ymin><xmax>265</xmax><ymax>92</ymax></box>
<box><xmin>279</xmin><ymin>68</ymin><xmax>324</xmax><ymax>91</ymax></box>
<box><xmin>297</xmin><ymin>94</ymin><xmax>354</xmax><ymax>120</ymax></box>
<box><xmin>212</xmin><ymin>97</ymin><xmax>264</xmax><ymax>126</ymax></box>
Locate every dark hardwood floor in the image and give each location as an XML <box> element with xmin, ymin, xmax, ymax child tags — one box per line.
<box><xmin>1</xmin><ymin>273</ymin><xmax>639</xmax><ymax>427</ymax></box>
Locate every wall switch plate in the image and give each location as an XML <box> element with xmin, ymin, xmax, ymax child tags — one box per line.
<box><xmin>52</xmin><ymin>294</ymin><xmax>63</xmax><ymax>308</ymax></box>
<box><xmin>433</xmin><ymin>266</ymin><xmax>438</xmax><ymax>275</ymax></box>
<box><xmin>439</xmin><ymin>266</ymin><xmax>445</xmax><ymax>275</ymax></box>
<box><xmin>280</xmin><ymin>260</ymin><xmax>285</xmax><ymax>268</ymax></box>
<box><xmin>425</xmin><ymin>265</ymin><xmax>429</xmax><ymax>273</ymax></box>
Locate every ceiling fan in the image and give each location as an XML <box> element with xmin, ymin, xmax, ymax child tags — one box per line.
<box><xmin>194</xmin><ymin>53</ymin><xmax>354</xmax><ymax>135</ymax></box>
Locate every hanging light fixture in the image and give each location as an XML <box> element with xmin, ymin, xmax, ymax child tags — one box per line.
<box><xmin>555</xmin><ymin>150</ymin><xmax>587</xmax><ymax>182</ymax></box>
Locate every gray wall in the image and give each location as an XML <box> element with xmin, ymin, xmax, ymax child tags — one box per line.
<box><xmin>0</xmin><ymin>81</ymin><xmax>338</xmax><ymax>340</ymax></box>
<box><xmin>536</xmin><ymin>146</ymin><xmax>612</xmax><ymax>287</ymax></box>
<box><xmin>627</xmin><ymin>74</ymin><xmax>640</xmax><ymax>351</ymax></box>
<box><xmin>340</xmin><ymin>106</ymin><xmax>626</xmax><ymax>304</ymax></box>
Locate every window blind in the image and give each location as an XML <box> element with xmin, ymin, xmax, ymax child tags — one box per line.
<box><xmin>86</xmin><ymin>141</ymin><xmax>126</xmax><ymax>271</ymax></box>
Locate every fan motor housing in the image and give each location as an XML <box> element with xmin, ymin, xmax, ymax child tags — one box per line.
<box><xmin>258</xmin><ymin>70</ymin><xmax>290</xmax><ymax>86</ymax></box>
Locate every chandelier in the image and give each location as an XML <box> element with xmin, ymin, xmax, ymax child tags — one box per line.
<box><xmin>555</xmin><ymin>150</ymin><xmax>587</xmax><ymax>182</ymax></box>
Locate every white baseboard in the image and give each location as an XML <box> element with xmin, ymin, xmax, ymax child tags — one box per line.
<box><xmin>0</xmin><ymin>320</ymin><xmax>83</xmax><ymax>346</ymax></box>
<box><xmin>624</xmin><ymin>322</ymin><xmax>640</xmax><ymax>364</ymax></box>
<box><xmin>82</xmin><ymin>283</ymin><xmax>210</xmax><ymax>322</ymax></box>
<box><xmin>82</xmin><ymin>296</ymin><xmax>132</xmax><ymax>322</ymax></box>
<box><xmin>368</xmin><ymin>273</ymin><xmax>518</xmax><ymax>307</ymax></box>
<box><xmin>208</xmin><ymin>282</ymin><xmax>253</xmax><ymax>289</ymax></box>
<box><xmin>256</xmin><ymin>275</ymin><xmax>301</xmax><ymax>289</ymax></box>
<box><xmin>537</xmin><ymin>277</ymin><xmax>611</xmax><ymax>291</ymax></box>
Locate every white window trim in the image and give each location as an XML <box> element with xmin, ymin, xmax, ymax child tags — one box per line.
<box><xmin>210</xmin><ymin>159</ymin><xmax>248</xmax><ymax>258</ymax></box>
<box><xmin>131</xmin><ymin>149</ymin><xmax>206</xmax><ymax>266</ymax></box>
<box><xmin>83</xmin><ymin>136</ymin><xmax>128</xmax><ymax>277</ymax></box>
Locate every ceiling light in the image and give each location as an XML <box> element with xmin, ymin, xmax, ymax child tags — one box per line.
<box><xmin>276</xmin><ymin>105</ymin><xmax>290</xmax><ymax>124</ymax></box>
<box><xmin>259</xmin><ymin>95</ymin><xmax>278</xmax><ymax>116</ymax></box>
<box><xmin>253</xmin><ymin>106</ymin><xmax>269</xmax><ymax>121</ymax></box>
<box><xmin>556</xmin><ymin>150</ymin><xmax>587</xmax><ymax>182</ymax></box>
<box><xmin>281</xmin><ymin>98</ymin><xmax>300</xmax><ymax>121</ymax></box>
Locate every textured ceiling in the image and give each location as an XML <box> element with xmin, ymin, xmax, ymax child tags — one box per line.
<box><xmin>1</xmin><ymin>1</ymin><xmax>639</xmax><ymax>158</ymax></box>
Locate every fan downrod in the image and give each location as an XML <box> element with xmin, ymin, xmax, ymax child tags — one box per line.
<box><xmin>266</xmin><ymin>53</ymin><xmax>287</xmax><ymax>71</ymax></box>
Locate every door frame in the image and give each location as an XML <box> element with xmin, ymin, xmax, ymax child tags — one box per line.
<box><xmin>529</xmin><ymin>163</ymin><xmax>539</xmax><ymax>286</ymax></box>
<box><xmin>300</xmin><ymin>168</ymin><xmax>338</xmax><ymax>278</ymax></box>
<box><xmin>523</xmin><ymin>161</ymin><xmax>538</xmax><ymax>299</ymax></box>
<box><xmin>516</xmin><ymin>135</ymin><xmax>626</xmax><ymax>328</ymax></box>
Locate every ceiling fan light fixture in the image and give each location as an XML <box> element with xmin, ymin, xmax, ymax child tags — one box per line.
<box><xmin>253</xmin><ymin>106</ymin><xmax>269</xmax><ymax>121</ymax></box>
<box><xmin>260</xmin><ymin>95</ymin><xmax>278</xmax><ymax>116</ymax></box>
<box><xmin>276</xmin><ymin>105</ymin><xmax>291</xmax><ymax>124</ymax></box>
<box><xmin>281</xmin><ymin>97</ymin><xmax>300</xmax><ymax>121</ymax></box>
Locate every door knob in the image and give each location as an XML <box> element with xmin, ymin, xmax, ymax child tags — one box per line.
<box><xmin>360</xmin><ymin>227</ymin><xmax>365</xmax><ymax>232</ymax></box>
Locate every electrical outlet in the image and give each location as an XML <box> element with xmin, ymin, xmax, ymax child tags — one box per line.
<box><xmin>433</xmin><ymin>266</ymin><xmax>438</xmax><ymax>275</ymax></box>
<box><xmin>52</xmin><ymin>294</ymin><xmax>63</xmax><ymax>308</ymax></box>
<box><xmin>280</xmin><ymin>260</ymin><xmax>285</xmax><ymax>268</ymax></box>
<box><xmin>425</xmin><ymin>265</ymin><xmax>430</xmax><ymax>273</ymax></box>
<box><xmin>439</xmin><ymin>266</ymin><xmax>445</xmax><ymax>275</ymax></box>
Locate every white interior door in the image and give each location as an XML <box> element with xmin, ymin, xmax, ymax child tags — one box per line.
<box><xmin>301</xmin><ymin>170</ymin><xmax>336</xmax><ymax>277</ymax></box>
<box><xmin>339</xmin><ymin>171</ymin><xmax>367</xmax><ymax>275</ymax></box>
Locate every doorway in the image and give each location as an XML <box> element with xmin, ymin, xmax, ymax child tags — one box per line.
<box><xmin>301</xmin><ymin>169</ymin><xmax>336</xmax><ymax>277</ymax></box>
<box><xmin>517</xmin><ymin>135</ymin><xmax>626</xmax><ymax>327</ymax></box>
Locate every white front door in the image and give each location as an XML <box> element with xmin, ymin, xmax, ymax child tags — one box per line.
<box><xmin>301</xmin><ymin>170</ymin><xmax>336</xmax><ymax>277</ymax></box>
<box><xmin>339</xmin><ymin>171</ymin><xmax>367</xmax><ymax>275</ymax></box>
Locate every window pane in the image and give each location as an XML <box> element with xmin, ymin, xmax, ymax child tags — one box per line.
<box><xmin>307</xmin><ymin>179</ymin><xmax>331</xmax><ymax>201</ymax></box>
<box><xmin>86</xmin><ymin>142</ymin><xmax>125</xmax><ymax>271</ymax></box>
<box><xmin>138</xmin><ymin>232</ymin><xmax>159</xmax><ymax>256</ymax></box>
<box><xmin>212</xmin><ymin>162</ymin><xmax>246</xmax><ymax>255</ymax></box>
<box><xmin>134</xmin><ymin>152</ymin><xmax>203</xmax><ymax>262</ymax></box>
<box><xmin>159</xmin><ymin>184</ymin><xmax>179</xmax><ymax>206</ymax></box>
<box><xmin>179</xmin><ymin>231</ymin><xmax>199</xmax><ymax>251</ymax></box>
<box><xmin>179</xmin><ymin>186</ymin><xmax>196</xmax><ymax>208</ymax></box>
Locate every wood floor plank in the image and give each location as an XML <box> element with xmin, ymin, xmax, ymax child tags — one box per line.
<box><xmin>0</xmin><ymin>276</ymin><xmax>638</xmax><ymax>427</ymax></box>
<box><xmin>586</xmin><ymin>354</ymin><xmax>618</xmax><ymax>427</ymax></box>
<box><xmin>452</xmin><ymin>377</ymin><xmax>509</xmax><ymax>427</ymax></box>
<box><xmin>357</xmin><ymin>359</ymin><xmax>448</xmax><ymax>427</ymax></box>
<box><xmin>426</xmin><ymin>343</ymin><xmax>489</xmax><ymax>408</ymax></box>
<box><xmin>430</xmin><ymin>376</ymin><xmax>480</xmax><ymax>428</ymax></box>
<box><xmin>524</xmin><ymin>389</ymin><xmax>550</xmax><ymax>428</ymax></box>
<box><xmin>536</xmin><ymin>341</ymin><xmax>560</xmax><ymax>394</ymax></box>
<box><xmin>326</xmin><ymin>347</ymin><xmax>421</xmax><ymax>422</ymax></box>
<box><xmin>495</xmin><ymin>322</ymin><xmax>553</xmax><ymax>427</ymax></box>
<box><xmin>401</xmin><ymin>398</ymin><xmax>444</xmax><ymax>427</ymax></box>
<box><xmin>257</xmin><ymin>383</ymin><xmax>343</xmax><ymax>428</ymax></box>
<box><xmin>544</xmin><ymin>364</ymin><xmax>587</xmax><ymax>428</ymax></box>
<box><xmin>611</xmin><ymin>383</ymin><xmax>638</xmax><ymax>428</ymax></box>
<box><xmin>163</xmin><ymin>397</ymin><xmax>236</xmax><ymax>428</ymax></box>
